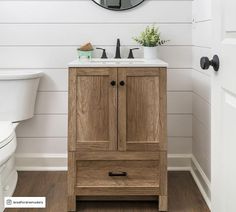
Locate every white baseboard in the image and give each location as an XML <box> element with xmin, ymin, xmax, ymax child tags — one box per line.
<box><xmin>15</xmin><ymin>153</ymin><xmax>211</xmax><ymax>209</ymax></box>
<box><xmin>15</xmin><ymin>153</ymin><xmax>68</xmax><ymax>171</ymax></box>
<box><xmin>190</xmin><ymin>155</ymin><xmax>211</xmax><ymax>209</ymax></box>
<box><xmin>168</xmin><ymin>154</ymin><xmax>192</xmax><ymax>170</ymax></box>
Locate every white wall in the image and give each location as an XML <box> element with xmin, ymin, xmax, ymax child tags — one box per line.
<box><xmin>0</xmin><ymin>0</ymin><xmax>192</xmax><ymax>169</ymax></box>
<box><xmin>192</xmin><ymin>0</ymin><xmax>212</xmax><ymax>203</ymax></box>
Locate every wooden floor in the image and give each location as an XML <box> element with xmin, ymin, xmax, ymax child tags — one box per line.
<box><xmin>5</xmin><ymin>171</ymin><xmax>210</xmax><ymax>212</ymax></box>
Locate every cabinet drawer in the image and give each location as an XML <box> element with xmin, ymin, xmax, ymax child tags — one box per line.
<box><xmin>76</xmin><ymin>160</ymin><xmax>159</xmax><ymax>188</ymax></box>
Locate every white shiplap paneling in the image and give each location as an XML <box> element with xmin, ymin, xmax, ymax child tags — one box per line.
<box><xmin>0</xmin><ymin>68</ymin><xmax>192</xmax><ymax>92</ymax></box>
<box><xmin>0</xmin><ymin>24</ymin><xmax>191</xmax><ymax>46</ymax></box>
<box><xmin>0</xmin><ymin>0</ymin><xmax>193</xmax><ymax>167</ymax></box>
<box><xmin>192</xmin><ymin>117</ymin><xmax>211</xmax><ymax>179</ymax></box>
<box><xmin>17</xmin><ymin>138</ymin><xmax>67</xmax><ymax>154</ymax></box>
<box><xmin>35</xmin><ymin>92</ymin><xmax>68</xmax><ymax>114</ymax></box>
<box><xmin>193</xmin><ymin>92</ymin><xmax>211</xmax><ymax>127</ymax></box>
<box><xmin>168</xmin><ymin>137</ymin><xmax>192</xmax><ymax>154</ymax></box>
<box><xmin>167</xmin><ymin>92</ymin><xmax>192</xmax><ymax>114</ymax></box>
<box><xmin>192</xmin><ymin>69</ymin><xmax>211</xmax><ymax>103</ymax></box>
<box><xmin>192</xmin><ymin>0</ymin><xmax>212</xmax><ymax>186</ymax></box>
<box><xmin>38</xmin><ymin>69</ymin><xmax>68</xmax><ymax>91</ymax></box>
<box><xmin>0</xmin><ymin>46</ymin><xmax>192</xmax><ymax>69</ymax></box>
<box><xmin>16</xmin><ymin>115</ymin><xmax>68</xmax><ymax>138</ymax></box>
<box><xmin>167</xmin><ymin>69</ymin><xmax>192</xmax><ymax>91</ymax></box>
<box><xmin>0</xmin><ymin>1</ymin><xmax>192</xmax><ymax>23</ymax></box>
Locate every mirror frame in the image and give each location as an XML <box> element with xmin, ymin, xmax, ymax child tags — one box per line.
<box><xmin>92</xmin><ymin>0</ymin><xmax>145</xmax><ymax>11</ymax></box>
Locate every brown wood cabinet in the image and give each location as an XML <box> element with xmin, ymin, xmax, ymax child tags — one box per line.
<box><xmin>68</xmin><ymin>67</ymin><xmax>167</xmax><ymax>211</ymax></box>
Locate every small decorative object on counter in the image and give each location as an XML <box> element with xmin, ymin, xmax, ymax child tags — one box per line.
<box><xmin>77</xmin><ymin>42</ymin><xmax>94</xmax><ymax>60</ymax></box>
<box><xmin>133</xmin><ymin>25</ymin><xmax>169</xmax><ymax>60</ymax></box>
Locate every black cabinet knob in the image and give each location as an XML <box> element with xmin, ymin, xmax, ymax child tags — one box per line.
<box><xmin>200</xmin><ymin>55</ymin><xmax>220</xmax><ymax>72</ymax></box>
<box><xmin>110</xmin><ymin>80</ymin><xmax>116</xmax><ymax>86</ymax></box>
<box><xmin>119</xmin><ymin>81</ymin><xmax>125</xmax><ymax>86</ymax></box>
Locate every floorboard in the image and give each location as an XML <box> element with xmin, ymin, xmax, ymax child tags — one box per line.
<box><xmin>5</xmin><ymin>171</ymin><xmax>210</xmax><ymax>212</ymax></box>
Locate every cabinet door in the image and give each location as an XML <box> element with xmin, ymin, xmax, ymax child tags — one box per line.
<box><xmin>68</xmin><ymin>68</ymin><xmax>117</xmax><ymax>152</ymax></box>
<box><xmin>118</xmin><ymin>68</ymin><xmax>167</xmax><ymax>151</ymax></box>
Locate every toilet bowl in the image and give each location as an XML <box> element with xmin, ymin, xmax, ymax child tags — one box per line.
<box><xmin>0</xmin><ymin>122</ymin><xmax>17</xmax><ymax>212</ymax></box>
<box><xmin>0</xmin><ymin>71</ymin><xmax>43</xmax><ymax>211</ymax></box>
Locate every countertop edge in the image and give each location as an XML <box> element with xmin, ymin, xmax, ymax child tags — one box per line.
<box><xmin>67</xmin><ymin>59</ymin><xmax>168</xmax><ymax>68</ymax></box>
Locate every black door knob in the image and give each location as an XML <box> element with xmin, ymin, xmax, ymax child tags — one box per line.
<box><xmin>200</xmin><ymin>55</ymin><xmax>220</xmax><ymax>72</ymax></box>
<box><xmin>110</xmin><ymin>81</ymin><xmax>116</xmax><ymax>86</ymax></box>
<box><xmin>120</xmin><ymin>81</ymin><xmax>125</xmax><ymax>86</ymax></box>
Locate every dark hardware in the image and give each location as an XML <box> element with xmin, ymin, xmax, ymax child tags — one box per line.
<box><xmin>92</xmin><ymin>0</ymin><xmax>145</xmax><ymax>11</ymax></box>
<box><xmin>107</xmin><ymin>0</ymin><xmax>121</xmax><ymax>9</ymax></box>
<box><xmin>128</xmin><ymin>48</ymin><xmax>139</xmax><ymax>59</ymax></box>
<box><xmin>110</xmin><ymin>81</ymin><xmax>116</xmax><ymax>86</ymax></box>
<box><xmin>108</xmin><ymin>171</ymin><xmax>127</xmax><ymax>177</ymax></box>
<box><xmin>200</xmin><ymin>55</ymin><xmax>220</xmax><ymax>72</ymax></box>
<box><xmin>114</xmin><ymin>39</ymin><xmax>121</xmax><ymax>59</ymax></box>
<box><xmin>96</xmin><ymin>47</ymin><xmax>108</xmax><ymax>59</ymax></box>
<box><xmin>119</xmin><ymin>81</ymin><xmax>125</xmax><ymax>86</ymax></box>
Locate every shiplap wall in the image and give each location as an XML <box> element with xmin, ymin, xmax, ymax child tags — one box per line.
<box><xmin>192</xmin><ymin>0</ymin><xmax>211</xmax><ymax>181</ymax></box>
<box><xmin>0</xmin><ymin>0</ymin><xmax>192</xmax><ymax>169</ymax></box>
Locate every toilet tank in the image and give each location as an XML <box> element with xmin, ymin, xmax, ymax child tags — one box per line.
<box><xmin>0</xmin><ymin>71</ymin><xmax>43</xmax><ymax>122</ymax></box>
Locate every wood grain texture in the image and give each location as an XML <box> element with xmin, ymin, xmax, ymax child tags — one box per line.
<box><xmin>159</xmin><ymin>195</ymin><xmax>168</xmax><ymax>211</ymax></box>
<box><xmin>118</xmin><ymin>68</ymin><xmax>165</xmax><ymax>152</ymax></box>
<box><xmin>68</xmin><ymin>68</ymin><xmax>77</xmax><ymax>152</ymax></box>
<box><xmin>126</xmin><ymin>143</ymin><xmax>160</xmax><ymax>151</ymax></box>
<box><xmin>76</xmin><ymin>68</ymin><xmax>117</xmax><ymax>151</ymax></box>
<box><xmin>6</xmin><ymin>171</ymin><xmax>210</xmax><ymax>212</ymax></box>
<box><xmin>118</xmin><ymin>69</ymin><xmax>127</xmax><ymax>151</ymax></box>
<box><xmin>76</xmin><ymin>187</ymin><xmax>160</xmax><ymax>196</ymax></box>
<box><xmin>68</xmin><ymin>67</ymin><xmax>167</xmax><ymax>211</ymax></box>
<box><xmin>76</xmin><ymin>151</ymin><xmax>160</xmax><ymax>161</ymax></box>
<box><xmin>68</xmin><ymin>68</ymin><xmax>77</xmax><ymax>211</ymax></box>
<box><xmin>159</xmin><ymin>68</ymin><xmax>168</xmax><ymax>151</ymax></box>
<box><xmin>159</xmin><ymin>151</ymin><xmax>168</xmax><ymax>211</ymax></box>
<box><xmin>127</xmin><ymin>75</ymin><xmax>160</xmax><ymax>141</ymax></box>
<box><xmin>77</xmin><ymin>75</ymin><xmax>109</xmax><ymax>141</ymax></box>
<box><xmin>67</xmin><ymin>152</ymin><xmax>76</xmax><ymax>211</ymax></box>
<box><xmin>76</xmin><ymin>160</ymin><xmax>159</xmax><ymax>188</ymax></box>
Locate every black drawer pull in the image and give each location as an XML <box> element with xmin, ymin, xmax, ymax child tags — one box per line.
<box><xmin>108</xmin><ymin>171</ymin><xmax>127</xmax><ymax>177</ymax></box>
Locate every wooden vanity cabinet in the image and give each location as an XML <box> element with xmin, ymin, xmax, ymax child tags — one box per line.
<box><xmin>68</xmin><ymin>67</ymin><xmax>167</xmax><ymax>211</ymax></box>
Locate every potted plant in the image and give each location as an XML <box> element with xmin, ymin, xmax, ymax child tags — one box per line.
<box><xmin>133</xmin><ymin>25</ymin><xmax>169</xmax><ymax>60</ymax></box>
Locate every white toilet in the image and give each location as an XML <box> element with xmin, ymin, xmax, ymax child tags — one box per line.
<box><xmin>0</xmin><ymin>71</ymin><xmax>43</xmax><ymax>211</ymax></box>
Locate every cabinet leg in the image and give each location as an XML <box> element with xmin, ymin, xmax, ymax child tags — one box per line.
<box><xmin>67</xmin><ymin>195</ymin><xmax>76</xmax><ymax>211</ymax></box>
<box><xmin>159</xmin><ymin>195</ymin><xmax>168</xmax><ymax>211</ymax></box>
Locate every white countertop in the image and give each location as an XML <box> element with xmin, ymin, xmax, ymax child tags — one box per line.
<box><xmin>68</xmin><ymin>58</ymin><xmax>168</xmax><ymax>68</ymax></box>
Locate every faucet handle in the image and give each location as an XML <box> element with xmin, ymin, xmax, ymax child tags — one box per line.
<box><xmin>128</xmin><ymin>48</ymin><xmax>139</xmax><ymax>59</ymax></box>
<box><xmin>96</xmin><ymin>48</ymin><xmax>108</xmax><ymax>59</ymax></box>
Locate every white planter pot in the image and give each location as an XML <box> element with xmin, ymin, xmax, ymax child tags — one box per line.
<box><xmin>143</xmin><ymin>46</ymin><xmax>159</xmax><ymax>60</ymax></box>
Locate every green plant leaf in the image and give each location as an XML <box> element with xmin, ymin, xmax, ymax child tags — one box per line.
<box><xmin>132</xmin><ymin>25</ymin><xmax>169</xmax><ymax>47</ymax></box>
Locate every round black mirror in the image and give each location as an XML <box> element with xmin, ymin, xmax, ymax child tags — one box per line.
<box><xmin>92</xmin><ymin>0</ymin><xmax>145</xmax><ymax>11</ymax></box>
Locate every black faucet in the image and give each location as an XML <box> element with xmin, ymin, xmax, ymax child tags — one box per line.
<box><xmin>114</xmin><ymin>39</ymin><xmax>121</xmax><ymax>59</ymax></box>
